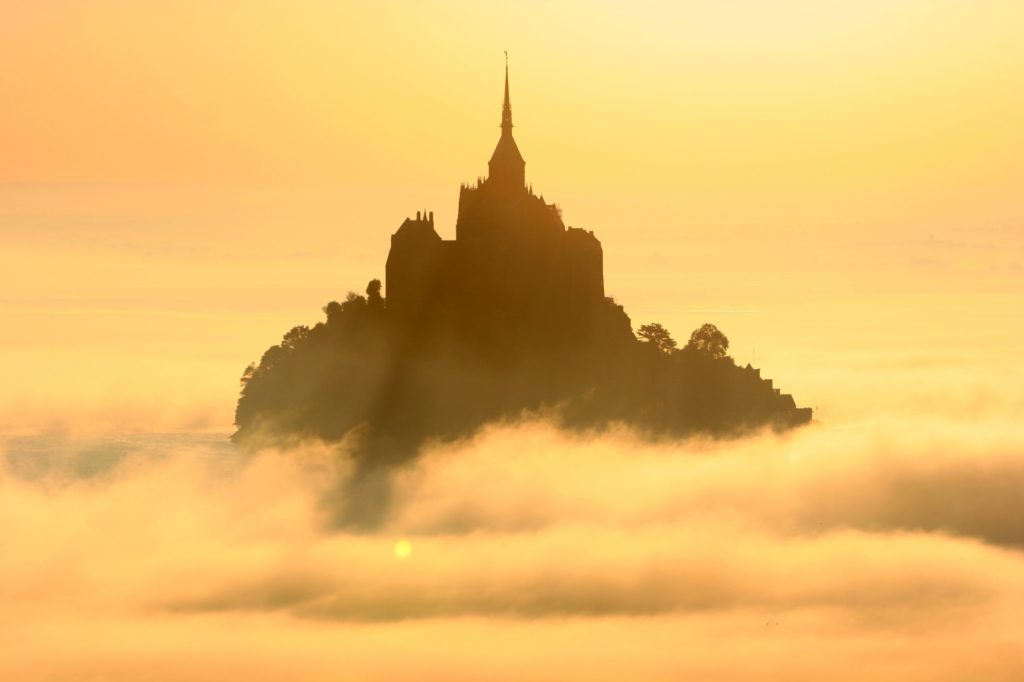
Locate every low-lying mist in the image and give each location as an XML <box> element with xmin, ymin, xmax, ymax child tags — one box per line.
<box><xmin>2</xmin><ymin>407</ymin><xmax>1021</xmax><ymax>680</ymax></box>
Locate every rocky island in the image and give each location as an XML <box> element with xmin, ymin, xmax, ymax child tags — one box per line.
<box><xmin>234</xmin><ymin>64</ymin><xmax>812</xmax><ymax>462</ymax></box>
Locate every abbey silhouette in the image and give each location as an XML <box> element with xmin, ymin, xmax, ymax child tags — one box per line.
<box><xmin>387</xmin><ymin>62</ymin><xmax>603</xmax><ymax>338</ymax></box>
<box><xmin>234</xmin><ymin>62</ymin><xmax>812</xmax><ymax>465</ymax></box>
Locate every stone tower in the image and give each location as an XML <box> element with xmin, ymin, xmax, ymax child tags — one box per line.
<box><xmin>386</xmin><ymin>58</ymin><xmax>604</xmax><ymax>335</ymax></box>
<box><xmin>487</xmin><ymin>56</ymin><xmax>526</xmax><ymax>193</ymax></box>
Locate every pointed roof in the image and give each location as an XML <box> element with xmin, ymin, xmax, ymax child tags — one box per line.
<box><xmin>490</xmin><ymin>54</ymin><xmax>525</xmax><ymax>169</ymax></box>
<box><xmin>501</xmin><ymin>53</ymin><xmax>513</xmax><ymax>135</ymax></box>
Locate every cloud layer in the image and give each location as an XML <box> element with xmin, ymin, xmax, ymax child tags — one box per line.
<box><xmin>1</xmin><ymin>412</ymin><xmax>1022</xmax><ymax>680</ymax></box>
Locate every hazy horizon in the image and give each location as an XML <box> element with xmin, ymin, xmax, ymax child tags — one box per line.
<box><xmin>1</xmin><ymin>1</ymin><xmax>1022</xmax><ymax>679</ymax></box>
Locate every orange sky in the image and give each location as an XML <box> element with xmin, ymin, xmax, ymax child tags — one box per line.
<box><xmin>1</xmin><ymin>4</ymin><xmax>1023</xmax><ymax>680</ymax></box>
<box><xmin>3</xmin><ymin>1</ymin><xmax>1022</xmax><ymax>206</ymax></box>
<box><xmin>1</xmin><ymin>0</ymin><xmax>1022</xmax><ymax>431</ymax></box>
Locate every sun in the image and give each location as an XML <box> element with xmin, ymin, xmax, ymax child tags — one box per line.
<box><xmin>393</xmin><ymin>539</ymin><xmax>413</xmax><ymax>560</ymax></box>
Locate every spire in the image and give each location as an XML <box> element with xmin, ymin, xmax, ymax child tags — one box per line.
<box><xmin>488</xmin><ymin>51</ymin><xmax>525</xmax><ymax>191</ymax></box>
<box><xmin>501</xmin><ymin>50</ymin><xmax>512</xmax><ymax>135</ymax></box>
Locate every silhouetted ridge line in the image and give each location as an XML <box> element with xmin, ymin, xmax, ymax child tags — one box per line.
<box><xmin>233</xmin><ymin>62</ymin><xmax>812</xmax><ymax>465</ymax></box>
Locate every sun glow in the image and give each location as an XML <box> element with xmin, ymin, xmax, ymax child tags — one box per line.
<box><xmin>394</xmin><ymin>539</ymin><xmax>413</xmax><ymax>560</ymax></box>
<box><xmin>0</xmin><ymin>1</ymin><xmax>1021</xmax><ymax>680</ymax></box>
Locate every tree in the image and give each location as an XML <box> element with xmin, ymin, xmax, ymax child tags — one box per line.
<box><xmin>281</xmin><ymin>325</ymin><xmax>310</xmax><ymax>350</ymax></box>
<box><xmin>323</xmin><ymin>289</ymin><xmax>370</xmax><ymax>327</ymax></box>
<box><xmin>637</xmin><ymin>323</ymin><xmax>677</xmax><ymax>354</ymax></box>
<box><xmin>366</xmin><ymin>279</ymin><xmax>384</xmax><ymax>311</ymax></box>
<box><xmin>686</xmin><ymin>323</ymin><xmax>729</xmax><ymax>359</ymax></box>
<box><xmin>323</xmin><ymin>300</ymin><xmax>344</xmax><ymax>326</ymax></box>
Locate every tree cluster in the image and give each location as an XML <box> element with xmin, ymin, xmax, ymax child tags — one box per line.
<box><xmin>236</xmin><ymin>279</ymin><xmax>806</xmax><ymax>463</ymax></box>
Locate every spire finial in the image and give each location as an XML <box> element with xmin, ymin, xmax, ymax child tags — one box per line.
<box><xmin>501</xmin><ymin>51</ymin><xmax>512</xmax><ymax>134</ymax></box>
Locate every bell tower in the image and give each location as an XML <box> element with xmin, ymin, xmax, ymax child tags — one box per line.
<box><xmin>487</xmin><ymin>53</ymin><xmax>526</xmax><ymax>192</ymax></box>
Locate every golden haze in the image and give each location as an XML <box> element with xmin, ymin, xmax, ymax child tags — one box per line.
<box><xmin>0</xmin><ymin>1</ymin><xmax>1022</xmax><ymax>680</ymax></box>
